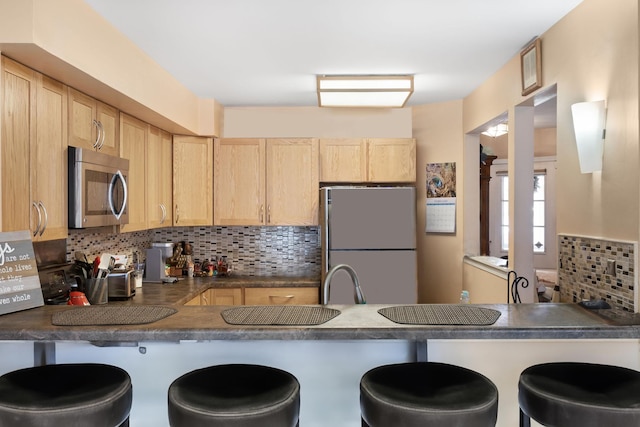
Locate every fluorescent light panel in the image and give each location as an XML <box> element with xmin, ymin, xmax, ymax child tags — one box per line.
<box><xmin>317</xmin><ymin>75</ymin><xmax>413</xmax><ymax>107</ymax></box>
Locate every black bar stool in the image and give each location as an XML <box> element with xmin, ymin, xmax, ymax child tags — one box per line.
<box><xmin>168</xmin><ymin>364</ymin><xmax>300</xmax><ymax>427</ymax></box>
<box><xmin>360</xmin><ymin>362</ymin><xmax>498</xmax><ymax>426</ymax></box>
<box><xmin>519</xmin><ymin>362</ymin><xmax>640</xmax><ymax>427</ymax></box>
<box><xmin>0</xmin><ymin>363</ymin><xmax>132</xmax><ymax>427</ymax></box>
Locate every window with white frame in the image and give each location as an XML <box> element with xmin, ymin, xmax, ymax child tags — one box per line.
<box><xmin>498</xmin><ymin>172</ymin><xmax>546</xmax><ymax>253</ymax></box>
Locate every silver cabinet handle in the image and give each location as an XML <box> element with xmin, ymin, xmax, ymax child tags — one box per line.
<box><xmin>38</xmin><ymin>201</ymin><xmax>48</xmax><ymax>236</ymax></box>
<box><xmin>175</xmin><ymin>205</ymin><xmax>180</xmax><ymax>224</ymax></box>
<box><xmin>97</xmin><ymin>121</ymin><xmax>105</xmax><ymax>149</ymax></box>
<box><xmin>160</xmin><ymin>204</ymin><xmax>167</xmax><ymax>224</ymax></box>
<box><xmin>260</xmin><ymin>204</ymin><xmax>264</xmax><ymax>223</ymax></box>
<box><xmin>31</xmin><ymin>202</ymin><xmax>42</xmax><ymax>237</ymax></box>
<box><xmin>267</xmin><ymin>205</ymin><xmax>271</xmax><ymax>224</ymax></box>
<box><xmin>92</xmin><ymin>119</ymin><xmax>101</xmax><ymax>149</ymax></box>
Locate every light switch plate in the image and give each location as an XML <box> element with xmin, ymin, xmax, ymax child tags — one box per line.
<box><xmin>606</xmin><ymin>259</ymin><xmax>616</xmax><ymax>277</ymax></box>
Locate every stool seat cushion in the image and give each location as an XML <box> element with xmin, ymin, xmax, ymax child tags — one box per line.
<box><xmin>360</xmin><ymin>362</ymin><xmax>498</xmax><ymax>427</ymax></box>
<box><xmin>0</xmin><ymin>363</ymin><xmax>132</xmax><ymax>427</ymax></box>
<box><xmin>519</xmin><ymin>362</ymin><xmax>640</xmax><ymax>427</ymax></box>
<box><xmin>168</xmin><ymin>364</ymin><xmax>300</xmax><ymax>427</ymax></box>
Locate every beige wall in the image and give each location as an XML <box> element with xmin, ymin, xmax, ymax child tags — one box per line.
<box><xmin>223</xmin><ymin>107</ymin><xmax>412</xmax><ymax>138</ymax></box>
<box><xmin>414</xmin><ymin>0</ymin><xmax>638</xmax><ymax>302</ymax></box>
<box><xmin>412</xmin><ymin>100</ymin><xmax>464</xmax><ymax>303</ymax></box>
<box><xmin>481</xmin><ymin>127</ymin><xmax>556</xmax><ymax>160</ymax></box>
<box><xmin>462</xmin><ymin>263</ymin><xmax>507</xmax><ymax>304</ymax></box>
<box><xmin>465</xmin><ymin>0</ymin><xmax>639</xmax><ymax>243</ymax></box>
<box><xmin>0</xmin><ymin>0</ymin><xmax>220</xmax><ymax>136</ymax></box>
<box><xmin>546</xmin><ymin>0</ymin><xmax>639</xmax><ymax>240</ymax></box>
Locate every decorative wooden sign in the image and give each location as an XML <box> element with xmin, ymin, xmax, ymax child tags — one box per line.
<box><xmin>0</xmin><ymin>230</ymin><xmax>44</xmax><ymax>315</ymax></box>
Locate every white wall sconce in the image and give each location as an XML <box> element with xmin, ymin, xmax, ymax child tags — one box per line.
<box><xmin>317</xmin><ymin>75</ymin><xmax>414</xmax><ymax>107</ymax></box>
<box><xmin>481</xmin><ymin>123</ymin><xmax>508</xmax><ymax>138</ymax></box>
<box><xmin>571</xmin><ymin>100</ymin><xmax>607</xmax><ymax>174</ymax></box>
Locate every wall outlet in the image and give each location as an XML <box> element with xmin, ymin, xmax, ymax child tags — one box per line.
<box><xmin>606</xmin><ymin>259</ymin><xmax>617</xmax><ymax>277</ymax></box>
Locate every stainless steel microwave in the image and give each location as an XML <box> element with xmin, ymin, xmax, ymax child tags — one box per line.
<box><xmin>68</xmin><ymin>146</ymin><xmax>129</xmax><ymax>228</ymax></box>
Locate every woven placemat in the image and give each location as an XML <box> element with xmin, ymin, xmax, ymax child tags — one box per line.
<box><xmin>52</xmin><ymin>305</ymin><xmax>177</xmax><ymax>326</ymax></box>
<box><xmin>378</xmin><ymin>305</ymin><xmax>501</xmax><ymax>325</ymax></box>
<box><xmin>222</xmin><ymin>305</ymin><xmax>340</xmax><ymax>326</ymax></box>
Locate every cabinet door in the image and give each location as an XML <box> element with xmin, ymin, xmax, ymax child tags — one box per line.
<box><xmin>68</xmin><ymin>88</ymin><xmax>98</xmax><ymax>150</ymax></box>
<box><xmin>244</xmin><ymin>287</ymin><xmax>319</xmax><ymax>305</ymax></box>
<box><xmin>33</xmin><ymin>74</ymin><xmax>68</xmax><ymax>241</ymax></box>
<box><xmin>173</xmin><ymin>135</ymin><xmax>213</xmax><ymax>226</ymax></box>
<box><xmin>119</xmin><ymin>113</ymin><xmax>148</xmax><ymax>232</ymax></box>
<box><xmin>319</xmin><ymin>138</ymin><xmax>366</xmax><ymax>182</ymax></box>
<box><xmin>201</xmin><ymin>288</ymin><xmax>242</xmax><ymax>305</ymax></box>
<box><xmin>1</xmin><ymin>58</ymin><xmax>35</xmax><ymax>234</ymax></box>
<box><xmin>266</xmin><ymin>138</ymin><xmax>319</xmax><ymax>225</ymax></box>
<box><xmin>68</xmin><ymin>88</ymin><xmax>119</xmax><ymax>156</ymax></box>
<box><xmin>367</xmin><ymin>138</ymin><xmax>416</xmax><ymax>182</ymax></box>
<box><xmin>214</xmin><ymin>138</ymin><xmax>265</xmax><ymax>225</ymax></box>
<box><xmin>148</xmin><ymin>126</ymin><xmax>173</xmax><ymax>228</ymax></box>
<box><xmin>96</xmin><ymin>101</ymin><xmax>119</xmax><ymax>157</ymax></box>
<box><xmin>184</xmin><ymin>295</ymin><xmax>201</xmax><ymax>306</ymax></box>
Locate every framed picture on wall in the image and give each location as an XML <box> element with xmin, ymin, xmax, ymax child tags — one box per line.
<box><xmin>521</xmin><ymin>38</ymin><xmax>542</xmax><ymax>96</ymax></box>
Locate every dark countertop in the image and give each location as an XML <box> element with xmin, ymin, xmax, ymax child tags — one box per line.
<box><xmin>0</xmin><ymin>302</ymin><xmax>638</xmax><ymax>342</ymax></box>
<box><xmin>127</xmin><ymin>275</ymin><xmax>320</xmax><ymax>305</ymax></box>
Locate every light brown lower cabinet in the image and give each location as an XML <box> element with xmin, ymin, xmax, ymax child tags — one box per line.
<box><xmin>184</xmin><ymin>295</ymin><xmax>202</xmax><ymax>306</ymax></box>
<box><xmin>244</xmin><ymin>287</ymin><xmax>319</xmax><ymax>305</ymax></box>
<box><xmin>184</xmin><ymin>287</ymin><xmax>319</xmax><ymax>306</ymax></box>
<box><xmin>202</xmin><ymin>288</ymin><xmax>244</xmax><ymax>306</ymax></box>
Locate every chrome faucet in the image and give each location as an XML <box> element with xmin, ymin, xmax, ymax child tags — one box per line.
<box><xmin>322</xmin><ymin>264</ymin><xmax>366</xmax><ymax>304</ymax></box>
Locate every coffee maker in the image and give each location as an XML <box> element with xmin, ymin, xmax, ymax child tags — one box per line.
<box><xmin>144</xmin><ymin>242</ymin><xmax>178</xmax><ymax>283</ymax></box>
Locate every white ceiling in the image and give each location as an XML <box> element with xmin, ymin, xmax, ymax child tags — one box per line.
<box><xmin>84</xmin><ymin>0</ymin><xmax>582</xmax><ymax>108</ymax></box>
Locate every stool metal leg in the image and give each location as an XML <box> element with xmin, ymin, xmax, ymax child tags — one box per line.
<box><xmin>519</xmin><ymin>408</ymin><xmax>531</xmax><ymax>427</ymax></box>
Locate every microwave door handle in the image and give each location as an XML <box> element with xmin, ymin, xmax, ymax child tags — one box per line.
<box><xmin>38</xmin><ymin>201</ymin><xmax>48</xmax><ymax>236</ymax></box>
<box><xmin>108</xmin><ymin>170</ymin><xmax>128</xmax><ymax>220</ymax></box>
<box><xmin>31</xmin><ymin>201</ymin><xmax>42</xmax><ymax>237</ymax></box>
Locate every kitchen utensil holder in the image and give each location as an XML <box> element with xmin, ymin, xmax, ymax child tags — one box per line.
<box><xmin>86</xmin><ymin>277</ymin><xmax>108</xmax><ymax>305</ymax></box>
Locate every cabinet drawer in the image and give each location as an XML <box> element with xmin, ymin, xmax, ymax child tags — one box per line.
<box><xmin>207</xmin><ymin>288</ymin><xmax>243</xmax><ymax>306</ymax></box>
<box><xmin>244</xmin><ymin>287</ymin><xmax>319</xmax><ymax>305</ymax></box>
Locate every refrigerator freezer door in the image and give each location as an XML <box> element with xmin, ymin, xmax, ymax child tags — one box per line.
<box><xmin>327</xmin><ymin>250</ymin><xmax>417</xmax><ymax>304</ymax></box>
<box><xmin>327</xmin><ymin>187</ymin><xmax>416</xmax><ymax>250</ymax></box>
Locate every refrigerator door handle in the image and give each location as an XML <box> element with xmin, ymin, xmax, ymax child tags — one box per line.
<box><xmin>322</xmin><ymin>188</ymin><xmax>331</xmax><ymax>274</ymax></box>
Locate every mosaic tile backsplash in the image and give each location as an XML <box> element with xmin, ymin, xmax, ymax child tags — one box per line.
<box><xmin>558</xmin><ymin>234</ymin><xmax>637</xmax><ymax>312</ymax></box>
<box><xmin>67</xmin><ymin>226</ymin><xmax>321</xmax><ymax>277</ymax></box>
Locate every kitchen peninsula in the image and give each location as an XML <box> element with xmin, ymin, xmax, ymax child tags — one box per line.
<box><xmin>0</xmin><ymin>291</ymin><xmax>639</xmax><ymax>427</ymax></box>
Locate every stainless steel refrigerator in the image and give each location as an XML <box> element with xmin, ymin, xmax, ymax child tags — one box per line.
<box><xmin>320</xmin><ymin>186</ymin><xmax>418</xmax><ymax>304</ymax></box>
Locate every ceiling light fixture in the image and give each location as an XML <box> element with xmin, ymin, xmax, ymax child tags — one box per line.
<box><xmin>317</xmin><ymin>75</ymin><xmax>414</xmax><ymax>108</ymax></box>
<box><xmin>481</xmin><ymin>123</ymin><xmax>509</xmax><ymax>138</ymax></box>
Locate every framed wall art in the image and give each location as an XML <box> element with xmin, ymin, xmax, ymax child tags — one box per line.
<box><xmin>521</xmin><ymin>38</ymin><xmax>542</xmax><ymax>96</ymax></box>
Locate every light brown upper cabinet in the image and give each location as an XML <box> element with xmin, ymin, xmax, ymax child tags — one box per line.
<box><xmin>214</xmin><ymin>138</ymin><xmax>319</xmax><ymax>226</ymax></box>
<box><xmin>119</xmin><ymin>113</ymin><xmax>148</xmax><ymax>233</ymax></box>
<box><xmin>214</xmin><ymin>138</ymin><xmax>265</xmax><ymax>225</ymax></box>
<box><xmin>367</xmin><ymin>138</ymin><xmax>416</xmax><ymax>182</ymax></box>
<box><xmin>267</xmin><ymin>138</ymin><xmax>319</xmax><ymax>225</ymax></box>
<box><xmin>1</xmin><ymin>57</ymin><xmax>68</xmax><ymax>241</ymax></box>
<box><xmin>68</xmin><ymin>87</ymin><xmax>119</xmax><ymax>156</ymax></box>
<box><xmin>319</xmin><ymin>138</ymin><xmax>367</xmax><ymax>182</ymax></box>
<box><xmin>147</xmin><ymin>126</ymin><xmax>173</xmax><ymax>228</ymax></box>
<box><xmin>173</xmin><ymin>135</ymin><xmax>213</xmax><ymax>226</ymax></box>
<box><xmin>319</xmin><ymin>138</ymin><xmax>416</xmax><ymax>183</ymax></box>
